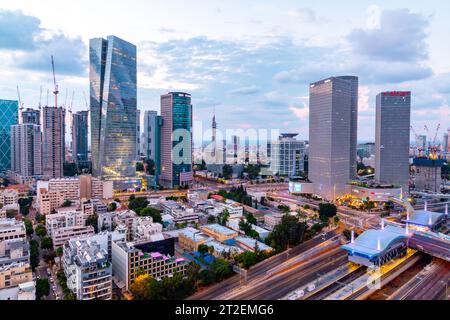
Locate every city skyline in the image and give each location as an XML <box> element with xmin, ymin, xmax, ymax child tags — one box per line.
<box><xmin>0</xmin><ymin>1</ymin><xmax>448</xmax><ymax>142</ymax></box>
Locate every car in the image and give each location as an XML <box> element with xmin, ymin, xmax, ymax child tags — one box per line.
<box><xmin>52</xmin><ymin>286</ymin><xmax>57</xmax><ymax>291</ymax></box>
<box><xmin>49</xmin><ymin>278</ymin><xmax>54</xmax><ymax>283</ymax></box>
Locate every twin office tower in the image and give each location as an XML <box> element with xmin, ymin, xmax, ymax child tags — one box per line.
<box><xmin>309</xmin><ymin>76</ymin><xmax>410</xmax><ymax>200</ymax></box>
<box><xmin>89</xmin><ymin>36</ymin><xmax>193</xmax><ymax>189</ymax></box>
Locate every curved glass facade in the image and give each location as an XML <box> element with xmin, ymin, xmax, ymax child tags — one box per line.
<box><xmin>90</xmin><ymin>36</ymin><xmax>137</xmax><ymax>180</ymax></box>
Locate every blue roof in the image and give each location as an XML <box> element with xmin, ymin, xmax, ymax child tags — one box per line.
<box><xmin>402</xmin><ymin>210</ymin><xmax>446</xmax><ymax>228</ymax></box>
<box><xmin>342</xmin><ymin>226</ymin><xmax>408</xmax><ymax>258</ymax></box>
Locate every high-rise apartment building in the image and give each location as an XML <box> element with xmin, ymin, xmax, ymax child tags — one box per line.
<box><xmin>160</xmin><ymin>92</ymin><xmax>193</xmax><ymax>188</ymax></box>
<box><xmin>42</xmin><ymin>106</ymin><xmax>65</xmax><ymax>179</ymax></box>
<box><xmin>72</xmin><ymin>111</ymin><xmax>89</xmax><ymax>165</ymax></box>
<box><xmin>309</xmin><ymin>76</ymin><xmax>358</xmax><ymax>200</ymax></box>
<box><xmin>375</xmin><ymin>91</ymin><xmax>411</xmax><ymax>192</ymax></box>
<box><xmin>21</xmin><ymin>108</ymin><xmax>40</xmax><ymax>125</ymax></box>
<box><xmin>63</xmin><ymin>238</ymin><xmax>112</xmax><ymax>300</ymax></box>
<box><xmin>142</xmin><ymin>110</ymin><xmax>162</xmax><ymax>175</ymax></box>
<box><xmin>90</xmin><ymin>35</ymin><xmax>137</xmax><ymax>181</ymax></box>
<box><xmin>10</xmin><ymin>124</ymin><xmax>42</xmax><ymax>177</ymax></box>
<box><xmin>0</xmin><ymin>100</ymin><xmax>19</xmax><ymax>173</ymax></box>
<box><xmin>269</xmin><ymin>134</ymin><xmax>306</xmax><ymax>177</ymax></box>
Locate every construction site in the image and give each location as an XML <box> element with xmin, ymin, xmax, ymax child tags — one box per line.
<box><xmin>410</xmin><ymin>124</ymin><xmax>449</xmax><ymax>194</ymax></box>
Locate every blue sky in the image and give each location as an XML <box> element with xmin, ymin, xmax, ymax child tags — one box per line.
<box><xmin>0</xmin><ymin>0</ymin><xmax>449</xmax><ymax>141</ymax></box>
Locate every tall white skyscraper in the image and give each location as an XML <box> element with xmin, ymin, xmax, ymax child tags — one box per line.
<box><xmin>308</xmin><ymin>76</ymin><xmax>358</xmax><ymax>200</ymax></box>
<box><xmin>375</xmin><ymin>91</ymin><xmax>411</xmax><ymax>193</ymax></box>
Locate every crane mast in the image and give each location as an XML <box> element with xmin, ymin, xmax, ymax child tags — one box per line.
<box><xmin>51</xmin><ymin>55</ymin><xmax>59</xmax><ymax>108</ymax></box>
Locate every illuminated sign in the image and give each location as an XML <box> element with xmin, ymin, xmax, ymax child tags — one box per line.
<box><xmin>383</xmin><ymin>91</ymin><xmax>409</xmax><ymax>97</ymax></box>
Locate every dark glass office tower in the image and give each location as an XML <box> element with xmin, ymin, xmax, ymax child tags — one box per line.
<box><xmin>160</xmin><ymin>92</ymin><xmax>193</xmax><ymax>188</ymax></box>
<box><xmin>309</xmin><ymin>76</ymin><xmax>357</xmax><ymax>200</ymax></box>
<box><xmin>72</xmin><ymin>111</ymin><xmax>89</xmax><ymax>165</ymax></box>
<box><xmin>375</xmin><ymin>91</ymin><xmax>411</xmax><ymax>193</ymax></box>
<box><xmin>90</xmin><ymin>36</ymin><xmax>137</xmax><ymax>181</ymax></box>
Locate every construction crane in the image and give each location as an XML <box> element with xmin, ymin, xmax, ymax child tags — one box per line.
<box><xmin>64</xmin><ymin>88</ymin><xmax>68</xmax><ymax>109</ymax></box>
<box><xmin>83</xmin><ymin>91</ymin><xmax>89</xmax><ymax>108</ymax></box>
<box><xmin>69</xmin><ymin>90</ymin><xmax>74</xmax><ymax>114</ymax></box>
<box><xmin>16</xmin><ymin>85</ymin><xmax>24</xmax><ymax>124</ymax></box>
<box><xmin>46</xmin><ymin>89</ymin><xmax>49</xmax><ymax>106</ymax></box>
<box><xmin>410</xmin><ymin>126</ymin><xmax>423</xmax><ymax>157</ymax></box>
<box><xmin>38</xmin><ymin>85</ymin><xmax>42</xmax><ymax>110</ymax></box>
<box><xmin>51</xmin><ymin>55</ymin><xmax>59</xmax><ymax>108</ymax></box>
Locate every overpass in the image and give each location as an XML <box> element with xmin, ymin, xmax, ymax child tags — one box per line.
<box><xmin>411</xmin><ymin>191</ymin><xmax>450</xmax><ymax>199</ymax></box>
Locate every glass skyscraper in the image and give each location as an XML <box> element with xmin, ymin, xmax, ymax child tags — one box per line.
<box><xmin>309</xmin><ymin>76</ymin><xmax>358</xmax><ymax>200</ymax></box>
<box><xmin>90</xmin><ymin>36</ymin><xmax>137</xmax><ymax>181</ymax></box>
<box><xmin>160</xmin><ymin>92</ymin><xmax>193</xmax><ymax>188</ymax></box>
<box><xmin>72</xmin><ymin>111</ymin><xmax>89</xmax><ymax>165</ymax></box>
<box><xmin>0</xmin><ymin>99</ymin><xmax>18</xmax><ymax>173</ymax></box>
<box><xmin>375</xmin><ymin>91</ymin><xmax>411</xmax><ymax>193</ymax></box>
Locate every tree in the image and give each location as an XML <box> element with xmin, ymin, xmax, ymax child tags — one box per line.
<box><xmin>41</xmin><ymin>237</ymin><xmax>53</xmax><ymax>250</ymax></box>
<box><xmin>218</xmin><ymin>209</ymin><xmax>230</xmax><ymax>226</ymax></box>
<box><xmin>246</xmin><ymin>213</ymin><xmax>257</xmax><ymax>225</ymax></box>
<box><xmin>136</xmin><ymin>162</ymin><xmax>144</xmax><ymax>172</ymax></box>
<box><xmin>86</xmin><ymin>214</ymin><xmax>99</xmax><ymax>233</ymax></box>
<box><xmin>235</xmin><ymin>251</ymin><xmax>259</xmax><ymax>269</ymax></box>
<box><xmin>144</xmin><ymin>159</ymin><xmax>156</xmax><ymax>175</ymax></box>
<box><xmin>35</xmin><ymin>213</ymin><xmax>45</xmax><ymax>224</ymax></box>
<box><xmin>266</xmin><ymin>215</ymin><xmax>307</xmax><ymax>252</ymax></box>
<box><xmin>198</xmin><ymin>244</ymin><xmax>210</xmax><ymax>255</ymax></box>
<box><xmin>29</xmin><ymin>240</ymin><xmax>39</xmax><ymax>270</ymax></box>
<box><xmin>23</xmin><ymin>218</ymin><xmax>33</xmax><ymax>236</ymax></box>
<box><xmin>130</xmin><ymin>274</ymin><xmax>153</xmax><ymax>300</ymax></box>
<box><xmin>35</xmin><ymin>224</ymin><xmax>47</xmax><ymax>238</ymax></box>
<box><xmin>62</xmin><ymin>199</ymin><xmax>72</xmax><ymax>207</ymax></box>
<box><xmin>43</xmin><ymin>250</ymin><xmax>56</xmax><ymax>264</ymax></box>
<box><xmin>56</xmin><ymin>247</ymin><xmax>64</xmax><ymax>269</ymax></box>
<box><xmin>222</xmin><ymin>165</ymin><xmax>233</xmax><ymax>180</ymax></box>
<box><xmin>139</xmin><ymin>207</ymin><xmax>162</xmax><ymax>223</ymax></box>
<box><xmin>107</xmin><ymin>202</ymin><xmax>117</xmax><ymax>212</ymax></box>
<box><xmin>36</xmin><ymin>278</ymin><xmax>50</xmax><ymax>300</ymax></box>
<box><xmin>128</xmin><ymin>197</ymin><xmax>149</xmax><ymax>211</ymax></box>
<box><xmin>278</xmin><ymin>205</ymin><xmax>290</xmax><ymax>214</ymax></box>
<box><xmin>211</xmin><ymin>259</ymin><xmax>233</xmax><ymax>281</ymax></box>
<box><xmin>199</xmin><ymin>269</ymin><xmax>216</xmax><ymax>286</ymax></box>
<box><xmin>244</xmin><ymin>164</ymin><xmax>261</xmax><ymax>180</ymax></box>
<box><xmin>207</xmin><ymin>215</ymin><xmax>217</xmax><ymax>224</ymax></box>
<box><xmin>239</xmin><ymin>219</ymin><xmax>252</xmax><ymax>234</ymax></box>
<box><xmin>319</xmin><ymin>203</ymin><xmax>337</xmax><ymax>222</ymax></box>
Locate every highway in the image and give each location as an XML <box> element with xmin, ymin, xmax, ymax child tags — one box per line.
<box><xmin>188</xmin><ymin>230</ymin><xmax>338</xmax><ymax>300</ymax></box>
<box><xmin>226</xmin><ymin>247</ymin><xmax>348</xmax><ymax>300</ymax></box>
<box><xmin>408</xmin><ymin>233</ymin><xmax>450</xmax><ymax>261</ymax></box>
<box><xmin>388</xmin><ymin>259</ymin><xmax>450</xmax><ymax>300</ymax></box>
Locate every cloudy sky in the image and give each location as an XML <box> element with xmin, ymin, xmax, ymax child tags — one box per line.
<box><xmin>0</xmin><ymin>0</ymin><xmax>449</xmax><ymax>142</ymax></box>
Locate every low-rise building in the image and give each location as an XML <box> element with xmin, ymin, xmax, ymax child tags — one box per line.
<box><xmin>0</xmin><ymin>239</ymin><xmax>33</xmax><ymax>300</ymax></box>
<box><xmin>132</xmin><ymin>217</ymin><xmax>163</xmax><ymax>242</ymax></box>
<box><xmin>178</xmin><ymin>229</ymin><xmax>211</xmax><ymax>252</ymax></box>
<box><xmin>52</xmin><ymin>226</ymin><xmax>95</xmax><ymax>249</ymax></box>
<box><xmin>113</xmin><ymin>210</ymin><xmax>138</xmax><ymax>241</ymax></box>
<box><xmin>203</xmin><ymin>240</ymin><xmax>243</xmax><ymax>258</ymax></box>
<box><xmin>214</xmin><ymin>199</ymin><xmax>243</xmax><ymax>219</ymax></box>
<box><xmin>45</xmin><ymin>209</ymin><xmax>86</xmax><ymax>237</ymax></box>
<box><xmin>38</xmin><ymin>188</ymin><xmax>64</xmax><ymax>215</ymax></box>
<box><xmin>234</xmin><ymin>236</ymin><xmax>274</xmax><ymax>253</ymax></box>
<box><xmin>200</xmin><ymin>224</ymin><xmax>239</xmax><ymax>242</ymax></box>
<box><xmin>111</xmin><ymin>240</ymin><xmax>187</xmax><ymax>292</ymax></box>
<box><xmin>264</xmin><ymin>212</ymin><xmax>283</xmax><ymax>230</ymax></box>
<box><xmin>0</xmin><ymin>189</ymin><xmax>19</xmax><ymax>206</ymax></box>
<box><xmin>63</xmin><ymin>238</ymin><xmax>112</xmax><ymax>300</ymax></box>
<box><xmin>0</xmin><ymin>219</ymin><xmax>26</xmax><ymax>241</ymax></box>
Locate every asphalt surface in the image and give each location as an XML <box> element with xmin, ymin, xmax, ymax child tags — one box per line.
<box><xmin>228</xmin><ymin>248</ymin><xmax>348</xmax><ymax>300</ymax></box>
<box><xmin>188</xmin><ymin>230</ymin><xmax>338</xmax><ymax>300</ymax></box>
<box><xmin>389</xmin><ymin>259</ymin><xmax>450</xmax><ymax>300</ymax></box>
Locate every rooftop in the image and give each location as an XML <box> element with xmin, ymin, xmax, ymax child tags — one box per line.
<box><xmin>201</xmin><ymin>224</ymin><xmax>237</xmax><ymax>236</ymax></box>
<box><xmin>234</xmin><ymin>236</ymin><xmax>273</xmax><ymax>252</ymax></box>
<box><xmin>402</xmin><ymin>210</ymin><xmax>447</xmax><ymax>228</ymax></box>
<box><xmin>342</xmin><ymin>226</ymin><xmax>408</xmax><ymax>258</ymax></box>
